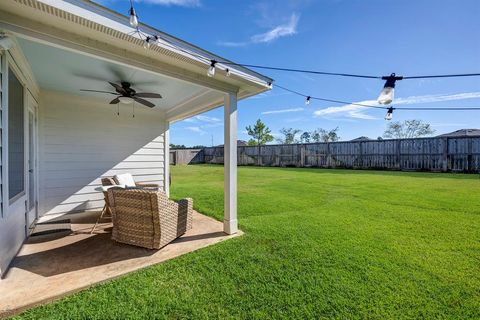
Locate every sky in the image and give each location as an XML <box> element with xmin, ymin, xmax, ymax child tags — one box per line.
<box><xmin>96</xmin><ymin>0</ymin><xmax>480</xmax><ymax>146</ymax></box>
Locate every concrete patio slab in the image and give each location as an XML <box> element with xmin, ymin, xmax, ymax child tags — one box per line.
<box><xmin>0</xmin><ymin>210</ymin><xmax>242</xmax><ymax>317</ymax></box>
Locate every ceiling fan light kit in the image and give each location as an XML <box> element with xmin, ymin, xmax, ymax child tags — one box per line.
<box><xmin>119</xmin><ymin>96</ymin><xmax>134</xmax><ymax>104</ymax></box>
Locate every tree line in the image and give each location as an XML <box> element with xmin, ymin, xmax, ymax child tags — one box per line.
<box><xmin>245</xmin><ymin>119</ymin><xmax>434</xmax><ymax>146</ymax></box>
<box><xmin>171</xmin><ymin>118</ymin><xmax>435</xmax><ymax>148</ymax></box>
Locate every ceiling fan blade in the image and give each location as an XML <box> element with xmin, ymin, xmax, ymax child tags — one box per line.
<box><xmin>109</xmin><ymin>82</ymin><xmax>127</xmax><ymax>95</ymax></box>
<box><xmin>80</xmin><ymin>89</ymin><xmax>118</xmax><ymax>95</ymax></box>
<box><xmin>133</xmin><ymin>97</ymin><xmax>155</xmax><ymax>108</ymax></box>
<box><xmin>134</xmin><ymin>92</ymin><xmax>162</xmax><ymax>98</ymax></box>
<box><xmin>110</xmin><ymin>97</ymin><xmax>120</xmax><ymax>104</ymax></box>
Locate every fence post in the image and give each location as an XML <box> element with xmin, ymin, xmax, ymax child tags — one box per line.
<box><xmin>300</xmin><ymin>144</ymin><xmax>306</xmax><ymax>167</ymax></box>
<box><xmin>467</xmin><ymin>138</ymin><xmax>473</xmax><ymax>172</ymax></box>
<box><xmin>442</xmin><ymin>137</ymin><xmax>448</xmax><ymax>172</ymax></box>
<box><xmin>396</xmin><ymin>140</ymin><xmax>401</xmax><ymax>170</ymax></box>
<box><xmin>359</xmin><ymin>142</ymin><xmax>363</xmax><ymax>168</ymax></box>
<box><xmin>326</xmin><ymin>143</ymin><xmax>330</xmax><ymax>167</ymax></box>
<box><xmin>258</xmin><ymin>145</ymin><xmax>262</xmax><ymax>166</ymax></box>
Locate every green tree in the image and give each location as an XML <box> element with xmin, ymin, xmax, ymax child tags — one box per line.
<box><xmin>277</xmin><ymin>128</ymin><xmax>302</xmax><ymax>144</ymax></box>
<box><xmin>300</xmin><ymin>132</ymin><xmax>311</xmax><ymax>143</ymax></box>
<box><xmin>245</xmin><ymin>119</ymin><xmax>274</xmax><ymax>146</ymax></box>
<box><xmin>170</xmin><ymin>143</ymin><xmax>186</xmax><ymax>149</ymax></box>
<box><xmin>383</xmin><ymin>120</ymin><xmax>435</xmax><ymax>139</ymax></box>
<box><xmin>311</xmin><ymin>127</ymin><xmax>340</xmax><ymax>142</ymax></box>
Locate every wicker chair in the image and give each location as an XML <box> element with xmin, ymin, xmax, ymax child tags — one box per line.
<box><xmin>91</xmin><ymin>177</ymin><xmax>162</xmax><ymax>234</ymax></box>
<box><xmin>106</xmin><ymin>188</ymin><xmax>193</xmax><ymax>249</ymax></box>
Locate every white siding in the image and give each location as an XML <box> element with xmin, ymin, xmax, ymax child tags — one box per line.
<box><xmin>38</xmin><ymin>90</ymin><xmax>167</xmax><ymax>217</ymax></box>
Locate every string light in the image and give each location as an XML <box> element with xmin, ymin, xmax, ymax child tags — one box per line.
<box><xmin>385</xmin><ymin>107</ymin><xmax>394</xmax><ymax>120</ymax></box>
<box><xmin>305</xmin><ymin>96</ymin><xmax>311</xmax><ymax>106</ymax></box>
<box><xmin>143</xmin><ymin>36</ymin><xmax>151</xmax><ymax>49</ymax></box>
<box><xmin>378</xmin><ymin>73</ymin><xmax>403</xmax><ymax>105</ymax></box>
<box><xmin>207</xmin><ymin>60</ymin><xmax>217</xmax><ymax>77</ymax></box>
<box><xmin>128</xmin><ymin>0</ymin><xmax>138</xmax><ymax>28</ymax></box>
<box><xmin>123</xmin><ymin>2</ymin><xmax>480</xmax><ymax>120</ymax></box>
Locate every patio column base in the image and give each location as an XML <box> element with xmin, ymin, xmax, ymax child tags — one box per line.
<box><xmin>224</xmin><ymin>219</ymin><xmax>238</xmax><ymax>235</ymax></box>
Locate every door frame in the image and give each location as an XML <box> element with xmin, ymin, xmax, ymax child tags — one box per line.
<box><xmin>4</xmin><ymin>51</ymin><xmax>37</xmax><ymax>234</ymax></box>
<box><xmin>26</xmin><ymin>93</ymin><xmax>38</xmax><ymax>229</ymax></box>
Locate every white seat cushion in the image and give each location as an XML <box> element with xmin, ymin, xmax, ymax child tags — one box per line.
<box><xmin>113</xmin><ymin>173</ymin><xmax>136</xmax><ymax>187</ymax></box>
<box><xmin>101</xmin><ymin>185</ymin><xmax>125</xmax><ymax>192</ymax></box>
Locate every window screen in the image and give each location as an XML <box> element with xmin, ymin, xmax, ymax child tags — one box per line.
<box><xmin>8</xmin><ymin>68</ymin><xmax>24</xmax><ymax>200</ymax></box>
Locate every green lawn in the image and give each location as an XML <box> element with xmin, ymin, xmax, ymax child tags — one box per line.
<box><xmin>16</xmin><ymin>165</ymin><xmax>480</xmax><ymax>319</ymax></box>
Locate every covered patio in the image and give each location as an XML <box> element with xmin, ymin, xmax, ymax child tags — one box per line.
<box><xmin>0</xmin><ymin>0</ymin><xmax>271</xmax><ymax>316</ymax></box>
<box><xmin>0</xmin><ymin>209</ymin><xmax>242</xmax><ymax>317</ymax></box>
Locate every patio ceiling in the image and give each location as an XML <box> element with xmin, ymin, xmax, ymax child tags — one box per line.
<box><xmin>0</xmin><ymin>0</ymin><xmax>272</xmax><ymax>122</ymax></box>
<box><xmin>17</xmin><ymin>37</ymin><xmax>222</xmax><ymax>120</ymax></box>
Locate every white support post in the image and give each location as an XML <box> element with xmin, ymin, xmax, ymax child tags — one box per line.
<box><xmin>224</xmin><ymin>92</ymin><xmax>238</xmax><ymax>234</ymax></box>
<box><xmin>164</xmin><ymin>121</ymin><xmax>170</xmax><ymax>197</ymax></box>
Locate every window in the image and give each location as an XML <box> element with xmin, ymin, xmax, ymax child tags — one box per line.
<box><xmin>8</xmin><ymin>67</ymin><xmax>24</xmax><ymax>201</ymax></box>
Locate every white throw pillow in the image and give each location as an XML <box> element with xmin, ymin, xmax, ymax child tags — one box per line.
<box><xmin>114</xmin><ymin>173</ymin><xmax>136</xmax><ymax>187</ymax></box>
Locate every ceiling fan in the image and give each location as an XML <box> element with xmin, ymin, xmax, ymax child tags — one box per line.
<box><xmin>80</xmin><ymin>81</ymin><xmax>162</xmax><ymax>108</ymax></box>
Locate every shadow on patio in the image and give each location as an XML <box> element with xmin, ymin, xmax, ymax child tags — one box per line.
<box><xmin>0</xmin><ymin>210</ymin><xmax>241</xmax><ymax>317</ymax></box>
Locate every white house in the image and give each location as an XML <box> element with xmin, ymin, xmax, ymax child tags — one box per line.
<box><xmin>0</xmin><ymin>0</ymin><xmax>271</xmax><ymax>276</ymax></box>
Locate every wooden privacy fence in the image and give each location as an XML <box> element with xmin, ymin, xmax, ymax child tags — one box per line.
<box><xmin>199</xmin><ymin>137</ymin><xmax>480</xmax><ymax>172</ymax></box>
<box><xmin>170</xmin><ymin>148</ymin><xmax>204</xmax><ymax>165</ymax></box>
<box><xmin>172</xmin><ymin>137</ymin><xmax>480</xmax><ymax>173</ymax></box>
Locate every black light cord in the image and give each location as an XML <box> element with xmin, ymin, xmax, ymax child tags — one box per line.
<box><xmin>274</xmin><ymin>84</ymin><xmax>387</xmax><ymax>109</ymax></box>
<box><xmin>220</xmin><ymin>61</ymin><xmax>480</xmax><ymax>80</ymax></box>
<box><xmin>219</xmin><ymin>63</ymin><xmax>381</xmax><ymax>79</ymax></box>
<box><xmin>274</xmin><ymin>84</ymin><xmax>480</xmax><ymax>111</ymax></box>
<box><xmin>125</xmin><ymin>6</ymin><xmax>480</xmax><ymax>82</ymax></box>
<box><xmin>125</xmin><ymin>5</ymin><xmax>480</xmax><ymax>113</ymax></box>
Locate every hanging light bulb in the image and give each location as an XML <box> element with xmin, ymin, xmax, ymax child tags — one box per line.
<box><xmin>385</xmin><ymin>107</ymin><xmax>394</xmax><ymax>121</ymax></box>
<box><xmin>207</xmin><ymin>60</ymin><xmax>217</xmax><ymax>77</ymax></box>
<box><xmin>378</xmin><ymin>73</ymin><xmax>403</xmax><ymax>105</ymax></box>
<box><xmin>129</xmin><ymin>6</ymin><xmax>138</xmax><ymax>28</ymax></box>
<box><xmin>143</xmin><ymin>36</ymin><xmax>151</xmax><ymax>49</ymax></box>
<box><xmin>305</xmin><ymin>96</ymin><xmax>311</xmax><ymax>106</ymax></box>
<box><xmin>226</xmin><ymin>68</ymin><xmax>231</xmax><ymax>77</ymax></box>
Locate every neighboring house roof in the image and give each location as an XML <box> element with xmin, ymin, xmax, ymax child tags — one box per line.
<box><xmin>237</xmin><ymin>140</ymin><xmax>248</xmax><ymax>146</ymax></box>
<box><xmin>350</xmin><ymin>136</ymin><xmax>372</xmax><ymax>141</ymax></box>
<box><xmin>436</xmin><ymin>129</ymin><xmax>480</xmax><ymax>137</ymax></box>
<box><xmin>217</xmin><ymin>140</ymin><xmax>248</xmax><ymax>147</ymax></box>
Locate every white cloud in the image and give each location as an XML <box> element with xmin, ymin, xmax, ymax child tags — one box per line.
<box><xmin>183</xmin><ymin>114</ymin><xmax>221</xmax><ymax>135</ymax></box>
<box><xmin>251</xmin><ymin>13</ymin><xmax>299</xmax><ymax>43</ymax></box>
<box><xmin>137</xmin><ymin>0</ymin><xmax>200</xmax><ymax>7</ymax></box>
<box><xmin>394</xmin><ymin>92</ymin><xmax>480</xmax><ymax>104</ymax></box>
<box><xmin>218</xmin><ymin>13</ymin><xmax>299</xmax><ymax>47</ymax></box>
<box><xmin>313</xmin><ymin>92</ymin><xmax>480</xmax><ymax>120</ymax></box>
<box><xmin>314</xmin><ymin>100</ymin><xmax>379</xmax><ymax>119</ymax></box>
<box><xmin>186</xmin><ymin>126</ymin><xmax>206</xmax><ymax>134</ymax></box>
<box><xmin>261</xmin><ymin>107</ymin><xmax>304</xmax><ymax>115</ymax></box>
<box><xmin>195</xmin><ymin>115</ymin><xmax>221</xmax><ymax>123</ymax></box>
<box><xmin>184</xmin><ymin>115</ymin><xmax>220</xmax><ymax>123</ymax></box>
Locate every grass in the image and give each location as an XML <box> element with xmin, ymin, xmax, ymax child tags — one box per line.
<box><xmin>15</xmin><ymin>165</ymin><xmax>480</xmax><ymax>319</ymax></box>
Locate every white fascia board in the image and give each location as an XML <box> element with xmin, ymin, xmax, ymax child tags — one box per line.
<box><xmin>36</xmin><ymin>0</ymin><xmax>272</xmax><ymax>88</ymax></box>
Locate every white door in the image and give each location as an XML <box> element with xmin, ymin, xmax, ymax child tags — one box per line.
<box><xmin>27</xmin><ymin>96</ymin><xmax>38</xmax><ymax>228</ymax></box>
